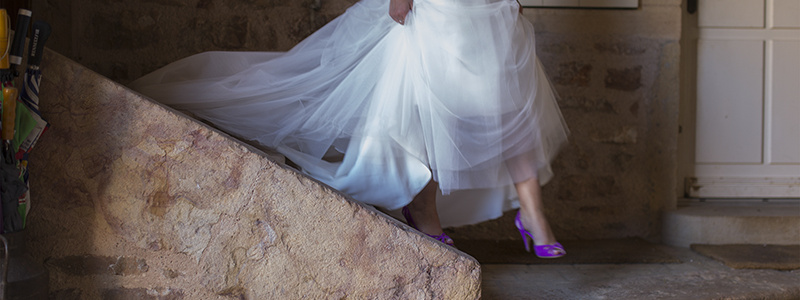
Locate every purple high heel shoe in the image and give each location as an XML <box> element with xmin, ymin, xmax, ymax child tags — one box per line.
<box><xmin>515</xmin><ymin>211</ymin><xmax>565</xmax><ymax>258</ymax></box>
<box><xmin>402</xmin><ymin>206</ymin><xmax>455</xmax><ymax>246</ymax></box>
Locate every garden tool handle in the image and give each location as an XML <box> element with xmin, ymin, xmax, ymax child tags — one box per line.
<box><xmin>27</xmin><ymin>21</ymin><xmax>50</xmax><ymax>68</ymax></box>
<box><xmin>2</xmin><ymin>87</ymin><xmax>17</xmax><ymax>141</ymax></box>
<box><xmin>0</xmin><ymin>9</ymin><xmax>10</xmax><ymax>71</ymax></box>
<box><xmin>8</xmin><ymin>9</ymin><xmax>31</xmax><ymax>67</ymax></box>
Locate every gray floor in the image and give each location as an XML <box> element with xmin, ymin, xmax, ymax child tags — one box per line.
<box><xmin>480</xmin><ymin>244</ymin><xmax>800</xmax><ymax>300</ymax></box>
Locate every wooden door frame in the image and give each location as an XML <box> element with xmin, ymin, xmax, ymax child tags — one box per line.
<box><xmin>676</xmin><ymin>0</ymin><xmax>699</xmax><ymax>207</ymax></box>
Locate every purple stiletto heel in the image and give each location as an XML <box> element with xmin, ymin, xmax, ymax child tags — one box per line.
<box><xmin>402</xmin><ymin>206</ymin><xmax>455</xmax><ymax>246</ymax></box>
<box><xmin>515</xmin><ymin>211</ymin><xmax>565</xmax><ymax>258</ymax></box>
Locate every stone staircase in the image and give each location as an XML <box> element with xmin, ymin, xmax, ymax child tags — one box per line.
<box><xmin>663</xmin><ymin>200</ymin><xmax>800</xmax><ymax>248</ymax></box>
<box><xmin>22</xmin><ymin>49</ymin><xmax>481</xmax><ymax>298</ymax></box>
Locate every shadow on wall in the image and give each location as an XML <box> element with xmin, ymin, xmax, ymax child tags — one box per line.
<box><xmin>26</xmin><ymin>53</ymin><xmax>141</xmax><ymax>297</ymax></box>
<box><xmin>30</xmin><ymin>0</ymin><xmax>359</xmax><ymax>84</ymax></box>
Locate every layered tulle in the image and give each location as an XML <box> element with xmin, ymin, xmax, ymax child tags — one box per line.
<box><xmin>130</xmin><ymin>0</ymin><xmax>568</xmax><ymax>227</ymax></box>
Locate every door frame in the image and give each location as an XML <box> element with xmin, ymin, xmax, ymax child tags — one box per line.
<box><xmin>676</xmin><ymin>0</ymin><xmax>699</xmax><ymax>206</ymax></box>
<box><xmin>676</xmin><ymin>0</ymin><xmax>800</xmax><ymax>205</ymax></box>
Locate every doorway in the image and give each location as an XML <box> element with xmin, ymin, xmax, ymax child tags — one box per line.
<box><xmin>679</xmin><ymin>0</ymin><xmax>800</xmax><ymax>202</ymax></box>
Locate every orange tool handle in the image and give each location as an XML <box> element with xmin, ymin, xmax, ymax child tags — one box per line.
<box><xmin>2</xmin><ymin>86</ymin><xmax>17</xmax><ymax>140</ymax></box>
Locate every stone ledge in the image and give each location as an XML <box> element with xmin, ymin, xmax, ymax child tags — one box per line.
<box><xmin>25</xmin><ymin>49</ymin><xmax>481</xmax><ymax>299</ymax></box>
<box><xmin>663</xmin><ymin>203</ymin><xmax>800</xmax><ymax>248</ymax></box>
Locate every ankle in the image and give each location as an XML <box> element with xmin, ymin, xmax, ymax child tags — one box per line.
<box><xmin>517</xmin><ymin>210</ymin><xmax>557</xmax><ymax>246</ymax></box>
<box><xmin>402</xmin><ymin>205</ymin><xmax>444</xmax><ymax>235</ymax></box>
<box><xmin>518</xmin><ymin>209</ymin><xmax>543</xmax><ymax>229</ymax></box>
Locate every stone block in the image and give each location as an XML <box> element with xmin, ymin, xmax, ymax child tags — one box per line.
<box><xmin>50</xmin><ymin>289</ymin><xmax>83</xmax><ymax>300</ymax></box>
<box><xmin>594</xmin><ymin>41</ymin><xmax>648</xmax><ymax>56</ymax></box>
<box><xmin>560</xmin><ymin>95</ymin><xmax>614</xmax><ymax>112</ymax></box>
<box><xmin>89</xmin><ymin>12</ymin><xmax>159</xmax><ymax>50</ymax></box>
<box><xmin>605</xmin><ymin>66</ymin><xmax>642</xmax><ymax>91</ymax></box>
<box><xmin>557</xmin><ymin>174</ymin><xmax>621</xmax><ymax>201</ymax></box>
<box><xmin>591</xmin><ymin>125</ymin><xmax>638</xmax><ymax>144</ymax></box>
<box><xmin>102</xmin><ymin>288</ymin><xmax>184</xmax><ymax>300</ymax></box>
<box><xmin>663</xmin><ymin>205</ymin><xmax>800</xmax><ymax>248</ymax></box>
<box><xmin>25</xmin><ymin>49</ymin><xmax>481</xmax><ymax>299</ymax></box>
<box><xmin>47</xmin><ymin>255</ymin><xmax>148</xmax><ymax>276</ymax></box>
<box><xmin>552</xmin><ymin>61</ymin><xmax>592</xmax><ymax>87</ymax></box>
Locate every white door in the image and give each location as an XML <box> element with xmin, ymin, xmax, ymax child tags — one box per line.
<box><xmin>688</xmin><ymin>0</ymin><xmax>800</xmax><ymax>198</ymax></box>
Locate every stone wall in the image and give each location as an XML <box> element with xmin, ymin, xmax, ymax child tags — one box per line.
<box><xmin>29</xmin><ymin>0</ymin><xmax>682</xmax><ymax>240</ymax></box>
<box><xmin>528</xmin><ymin>0</ymin><xmax>682</xmax><ymax>240</ymax></box>
<box><xmin>445</xmin><ymin>1</ymin><xmax>682</xmax><ymax>241</ymax></box>
<box><xmin>24</xmin><ymin>49</ymin><xmax>481</xmax><ymax>299</ymax></box>
<box><xmin>31</xmin><ymin>0</ymin><xmax>358</xmax><ymax>84</ymax></box>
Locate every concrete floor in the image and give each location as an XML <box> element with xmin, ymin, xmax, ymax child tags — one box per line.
<box><xmin>480</xmin><ymin>244</ymin><xmax>800</xmax><ymax>300</ymax></box>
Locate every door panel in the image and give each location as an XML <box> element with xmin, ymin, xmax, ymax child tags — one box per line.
<box><xmin>696</xmin><ymin>39</ymin><xmax>764</xmax><ymax>164</ymax></box>
<box><xmin>770</xmin><ymin>40</ymin><xmax>800</xmax><ymax>164</ymax></box>
<box><xmin>774</xmin><ymin>0</ymin><xmax>800</xmax><ymax>28</ymax></box>
<box><xmin>689</xmin><ymin>0</ymin><xmax>800</xmax><ymax>198</ymax></box>
<box><xmin>699</xmin><ymin>0</ymin><xmax>764</xmax><ymax>28</ymax></box>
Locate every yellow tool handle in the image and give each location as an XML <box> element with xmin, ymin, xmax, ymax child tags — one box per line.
<box><xmin>2</xmin><ymin>86</ymin><xmax>17</xmax><ymax>140</ymax></box>
<box><xmin>0</xmin><ymin>9</ymin><xmax>8</xmax><ymax>70</ymax></box>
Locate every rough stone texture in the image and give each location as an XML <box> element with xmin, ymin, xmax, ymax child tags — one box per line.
<box><xmin>48</xmin><ymin>255</ymin><xmax>149</xmax><ymax>276</ymax></box>
<box><xmin>24</xmin><ymin>49</ymin><xmax>481</xmax><ymax>299</ymax></box>
<box><xmin>529</xmin><ymin>1</ymin><xmax>680</xmax><ymax>241</ymax></box>
<box><xmin>605</xmin><ymin>66</ymin><xmax>642</xmax><ymax>91</ymax></box>
<box><xmin>31</xmin><ymin>0</ymin><xmax>682</xmax><ymax>241</ymax></box>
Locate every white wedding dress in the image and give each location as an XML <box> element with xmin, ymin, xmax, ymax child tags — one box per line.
<box><xmin>129</xmin><ymin>0</ymin><xmax>568</xmax><ymax>227</ymax></box>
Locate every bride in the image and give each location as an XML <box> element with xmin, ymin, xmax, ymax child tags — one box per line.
<box><xmin>130</xmin><ymin>0</ymin><xmax>569</xmax><ymax>258</ymax></box>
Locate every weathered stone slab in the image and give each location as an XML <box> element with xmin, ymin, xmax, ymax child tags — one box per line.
<box><xmin>25</xmin><ymin>49</ymin><xmax>481</xmax><ymax>299</ymax></box>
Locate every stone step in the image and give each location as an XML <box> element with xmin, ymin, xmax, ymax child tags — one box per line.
<box><xmin>23</xmin><ymin>48</ymin><xmax>480</xmax><ymax>299</ymax></box>
<box><xmin>662</xmin><ymin>202</ymin><xmax>800</xmax><ymax>248</ymax></box>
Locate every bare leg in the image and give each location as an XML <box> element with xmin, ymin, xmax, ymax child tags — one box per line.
<box><xmin>404</xmin><ymin>180</ymin><xmax>452</xmax><ymax>244</ymax></box>
<box><xmin>515</xmin><ymin>177</ymin><xmax>560</xmax><ymax>246</ymax></box>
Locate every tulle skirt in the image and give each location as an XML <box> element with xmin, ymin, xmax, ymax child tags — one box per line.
<box><xmin>129</xmin><ymin>0</ymin><xmax>568</xmax><ymax>227</ymax></box>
